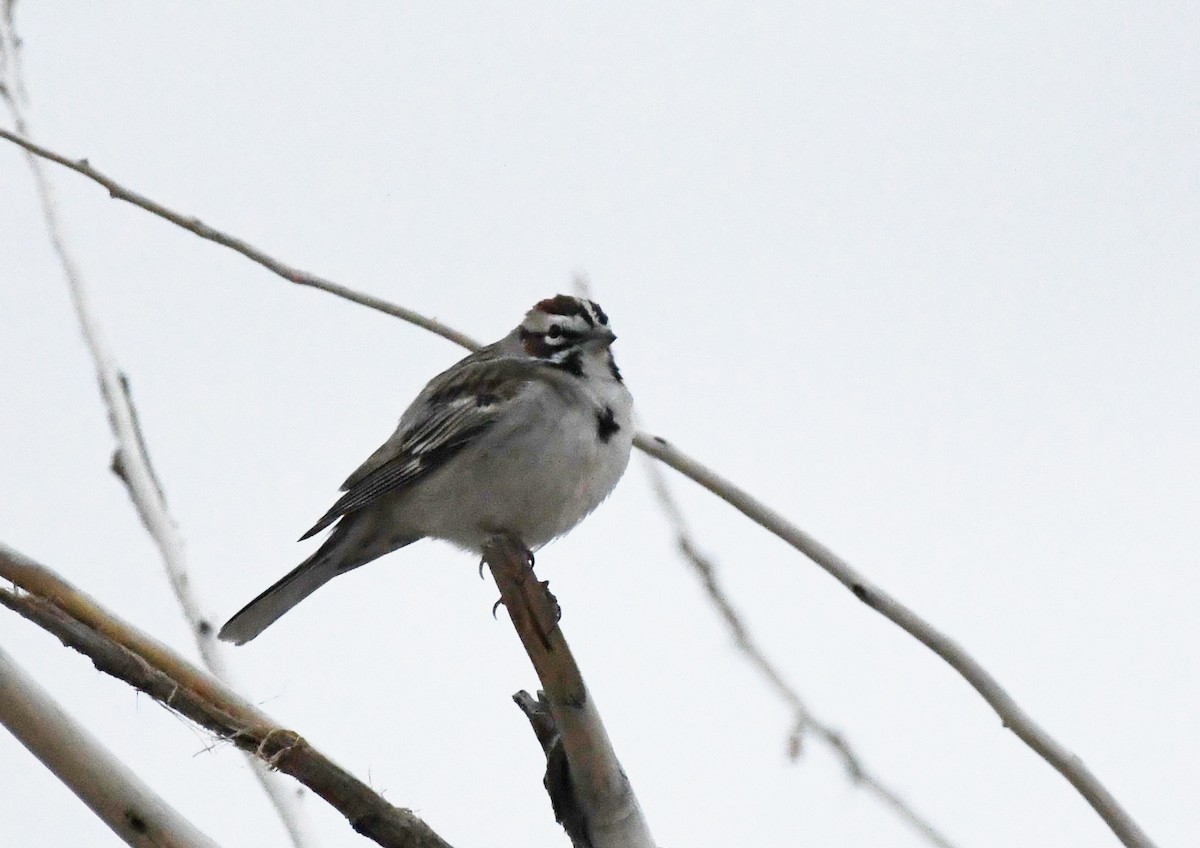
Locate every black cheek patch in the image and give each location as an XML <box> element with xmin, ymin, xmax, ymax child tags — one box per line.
<box><xmin>596</xmin><ymin>406</ymin><xmax>620</xmax><ymax>442</ymax></box>
<box><xmin>521</xmin><ymin>329</ymin><xmax>555</xmax><ymax>359</ymax></box>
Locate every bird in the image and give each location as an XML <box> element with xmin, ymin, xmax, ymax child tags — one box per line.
<box><xmin>218</xmin><ymin>294</ymin><xmax>634</xmax><ymax>644</ymax></box>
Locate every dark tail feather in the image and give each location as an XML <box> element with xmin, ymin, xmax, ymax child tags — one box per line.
<box><xmin>219</xmin><ymin>531</ymin><xmax>349</xmax><ymax>645</ymax></box>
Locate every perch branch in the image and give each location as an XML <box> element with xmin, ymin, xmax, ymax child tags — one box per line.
<box><xmin>0</xmin><ymin>543</ymin><xmax>454</xmax><ymax>848</ymax></box>
<box><xmin>0</xmin><ymin>126</ymin><xmax>1156</xmax><ymax>848</ymax></box>
<box><xmin>0</xmin><ymin>644</ymin><xmax>223</xmax><ymax>848</ymax></box>
<box><xmin>483</xmin><ymin>535</ymin><xmax>656</xmax><ymax>848</ymax></box>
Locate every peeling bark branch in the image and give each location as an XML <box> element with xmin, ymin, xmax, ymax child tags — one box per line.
<box><xmin>483</xmin><ymin>535</ymin><xmax>656</xmax><ymax>848</ymax></box>
<box><xmin>0</xmin><ymin>543</ymin><xmax>453</xmax><ymax>848</ymax></box>
<box><xmin>0</xmin><ymin>644</ymin><xmax>223</xmax><ymax>848</ymax></box>
<box><xmin>0</xmin><ymin>126</ymin><xmax>1157</xmax><ymax>848</ymax></box>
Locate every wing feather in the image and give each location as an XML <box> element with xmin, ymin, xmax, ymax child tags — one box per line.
<box><xmin>298</xmin><ymin>355</ymin><xmax>545</xmax><ymax>540</ymax></box>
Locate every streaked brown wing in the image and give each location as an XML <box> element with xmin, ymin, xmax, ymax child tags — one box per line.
<box><xmin>298</xmin><ymin>356</ymin><xmax>542</xmax><ymax>540</ymax></box>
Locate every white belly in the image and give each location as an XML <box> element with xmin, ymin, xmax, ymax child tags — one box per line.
<box><xmin>396</xmin><ymin>378</ymin><xmax>634</xmax><ymax>552</ymax></box>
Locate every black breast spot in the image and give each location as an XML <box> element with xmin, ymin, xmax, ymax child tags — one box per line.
<box><xmin>553</xmin><ymin>350</ymin><xmax>584</xmax><ymax>377</ymax></box>
<box><xmin>596</xmin><ymin>406</ymin><xmax>620</xmax><ymax>443</ymax></box>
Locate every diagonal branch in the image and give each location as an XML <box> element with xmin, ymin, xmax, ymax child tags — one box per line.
<box><xmin>0</xmin><ymin>542</ymin><xmax>453</xmax><ymax>848</ymax></box>
<box><xmin>642</xmin><ymin>455</ymin><xmax>958</xmax><ymax>848</ymax></box>
<box><xmin>0</xmin><ymin>644</ymin><xmax>223</xmax><ymax>848</ymax></box>
<box><xmin>0</xmin><ymin>125</ymin><xmax>1157</xmax><ymax>848</ymax></box>
<box><xmin>0</xmin><ymin>124</ymin><xmax>479</xmax><ymax>350</ymax></box>
<box><xmin>637</xmin><ymin>435</ymin><xmax>1157</xmax><ymax>848</ymax></box>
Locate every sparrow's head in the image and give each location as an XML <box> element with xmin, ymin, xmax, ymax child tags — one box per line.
<box><xmin>518</xmin><ymin>295</ymin><xmax>616</xmax><ymax>363</ymax></box>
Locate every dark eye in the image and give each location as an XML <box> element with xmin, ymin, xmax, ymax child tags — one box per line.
<box><xmin>547</xmin><ymin>324</ymin><xmax>563</xmax><ymax>339</ymax></box>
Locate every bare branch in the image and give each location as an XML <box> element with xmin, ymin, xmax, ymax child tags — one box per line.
<box><xmin>642</xmin><ymin>456</ymin><xmax>959</xmax><ymax>848</ymax></box>
<box><xmin>0</xmin><ymin>127</ymin><xmax>1157</xmax><ymax>848</ymax></box>
<box><xmin>0</xmin><ymin>645</ymin><xmax>223</xmax><ymax>848</ymax></box>
<box><xmin>0</xmin><ymin>543</ymin><xmax>453</xmax><ymax>848</ymax></box>
<box><xmin>0</xmin><ymin>124</ymin><xmax>480</xmax><ymax>350</ymax></box>
<box><xmin>0</xmin><ymin>12</ymin><xmax>318</xmax><ymax>844</ymax></box>
<box><xmin>483</xmin><ymin>535</ymin><xmax>656</xmax><ymax>848</ymax></box>
<box><xmin>636</xmin><ymin>435</ymin><xmax>1156</xmax><ymax>848</ymax></box>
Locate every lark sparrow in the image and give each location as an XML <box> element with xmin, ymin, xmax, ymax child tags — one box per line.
<box><xmin>219</xmin><ymin>295</ymin><xmax>634</xmax><ymax>644</ymax></box>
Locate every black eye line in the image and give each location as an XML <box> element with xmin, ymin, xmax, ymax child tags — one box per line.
<box><xmin>547</xmin><ymin>324</ymin><xmax>586</xmax><ymax>343</ymax></box>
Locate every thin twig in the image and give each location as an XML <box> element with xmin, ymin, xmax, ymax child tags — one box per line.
<box><xmin>0</xmin><ymin>126</ymin><xmax>1157</xmax><ymax>848</ymax></box>
<box><xmin>636</xmin><ymin>435</ymin><xmax>1156</xmax><ymax>848</ymax></box>
<box><xmin>0</xmin><ymin>15</ymin><xmax>315</xmax><ymax>844</ymax></box>
<box><xmin>643</xmin><ymin>456</ymin><xmax>958</xmax><ymax>848</ymax></box>
<box><xmin>0</xmin><ymin>543</ymin><xmax>453</xmax><ymax>848</ymax></box>
<box><xmin>588</xmin><ymin>269</ymin><xmax>957</xmax><ymax>846</ymax></box>
<box><xmin>0</xmin><ymin>644</ymin><xmax>224</xmax><ymax>848</ymax></box>
<box><xmin>0</xmin><ymin>126</ymin><xmax>480</xmax><ymax>351</ymax></box>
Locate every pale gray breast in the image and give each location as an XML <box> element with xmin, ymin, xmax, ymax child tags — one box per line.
<box><xmin>402</xmin><ymin>376</ymin><xmax>632</xmax><ymax>551</ymax></box>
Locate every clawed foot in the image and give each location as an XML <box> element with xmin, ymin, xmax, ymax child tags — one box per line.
<box><xmin>483</xmin><ymin>534</ymin><xmax>542</xmax><ymax>624</ymax></box>
<box><xmin>492</xmin><ymin>581</ymin><xmax>559</xmax><ymax>624</ymax></box>
<box><xmin>480</xmin><ymin>537</ymin><xmax>534</xmax><ymax>576</ymax></box>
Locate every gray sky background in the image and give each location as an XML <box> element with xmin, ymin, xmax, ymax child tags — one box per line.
<box><xmin>1</xmin><ymin>3</ymin><xmax>1196</xmax><ymax>846</ymax></box>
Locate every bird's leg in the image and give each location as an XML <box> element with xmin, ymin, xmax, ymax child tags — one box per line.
<box><xmin>485</xmin><ymin>532</ymin><xmax>528</xmax><ymax>616</ymax></box>
<box><xmin>485</xmin><ymin>534</ymin><xmax>552</xmax><ymax>633</ymax></box>
<box><xmin>483</xmin><ymin>544</ymin><xmax>532</xmax><ymax>579</ymax></box>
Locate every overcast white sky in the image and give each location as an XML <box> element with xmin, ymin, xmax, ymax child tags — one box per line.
<box><xmin>1</xmin><ymin>3</ymin><xmax>1197</xmax><ymax>847</ymax></box>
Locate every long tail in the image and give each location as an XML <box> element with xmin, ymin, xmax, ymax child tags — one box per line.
<box><xmin>219</xmin><ymin>528</ymin><xmax>351</xmax><ymax>645</ymax></box>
